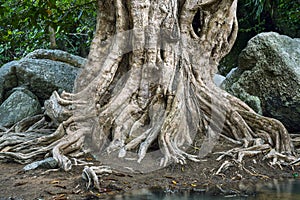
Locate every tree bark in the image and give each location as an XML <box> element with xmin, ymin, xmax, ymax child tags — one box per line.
<box><xmin>0</xmin><ymin>0</ymin><xmax>295</xmax><ymax>172</ymax></box>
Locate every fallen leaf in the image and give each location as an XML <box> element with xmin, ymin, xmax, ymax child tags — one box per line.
<box><xmin>53</xmin><ymin>194</ymin><xmax>67</xmax><ymax>200</ymax></box>
<box><xmin>50</xmin><ymin>180</ymin><xmax>60</xmax><ymax>184</ymax></box>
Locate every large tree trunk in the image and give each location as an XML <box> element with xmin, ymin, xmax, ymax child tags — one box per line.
<box><xmin>0</xmin><ymin>0</ymin><xmax>295</xmax><ymax>173</ymax></box>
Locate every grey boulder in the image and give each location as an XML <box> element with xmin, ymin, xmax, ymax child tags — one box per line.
<box><xmin>222</xmin><ymin>32</ymin><xmax>300</xmax><ymax>132</ymax></box>
<box><xmin>0</xmin><ymin>49</ymin><xmax>84</xmax><ymax>103</ymax></box>
<box><xmin>0</xmin><ymin>88</ymin><xmax>41</xmax><ymax>127</ymax></box>
<box><xmin>16</xmin><ymin>58</ymin><xmax>79</xmax><ymax>101</ymax></box>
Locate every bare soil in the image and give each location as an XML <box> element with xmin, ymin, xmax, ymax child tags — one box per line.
<box><xmin>0</xmin><ymin>143</ymin><xmax>298</xmax><ymax>200</ymax></box>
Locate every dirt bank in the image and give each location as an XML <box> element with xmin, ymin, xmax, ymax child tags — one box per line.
<box><xmin>0</xmin><ymin>145</ymin><xmax>298</xmax><ymax>200</ymax></box>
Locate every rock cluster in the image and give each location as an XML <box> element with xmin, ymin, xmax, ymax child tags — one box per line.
<box><xmin>0</xmin><ymin>49</ymin><xmax>85</xmax><ymax>128</ymax></box>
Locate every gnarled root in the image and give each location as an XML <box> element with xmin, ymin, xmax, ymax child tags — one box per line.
<box><xmin>0</xmin><ymin>90</ymin><xmax>91</xmax><ymax>170</ymax></box>
<box><xmin>0</xmin><ymin>0</ymin><xmax>298</xmax><ymax>179</ymax></box>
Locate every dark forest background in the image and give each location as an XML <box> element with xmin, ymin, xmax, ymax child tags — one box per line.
<box><xmin>0</xmin><ymin>0</ymin><xmax>299</xmax><ymax>73</ymax></box>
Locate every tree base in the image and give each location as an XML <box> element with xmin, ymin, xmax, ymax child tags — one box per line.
<box><xmin>0</xmin><ymin>0</ymin><xmax>298</xmax><ymax>192</ymax></box>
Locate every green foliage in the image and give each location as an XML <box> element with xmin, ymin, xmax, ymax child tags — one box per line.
<box><xmin>238</xmin><ymin>0</ymin><xmax>271</xmax><ymax>33</ymax></box>
<box><xmin>1</xmin><ymin>0</ymin><xmax>298</xmax><ymax>66</ymax></box>
<box><xmin>238</xmin><ymin>0</ymin><xmax>300</xmax><ymax>34</ymax></box>
<box><xmin>0</xmin><ymin>0</ymin><xmax>96</xmax><ymax>65</ymax></box>
<box><xmin>275</xmin><ymin>0</ymin><xmax>300</xmax><ymax>37</ymax></box>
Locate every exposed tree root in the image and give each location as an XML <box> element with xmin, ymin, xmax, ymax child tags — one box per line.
<box><xmin>0</xmin><ymin>0</ymin><xmax>298</xmax><ymax>191</ymax></box>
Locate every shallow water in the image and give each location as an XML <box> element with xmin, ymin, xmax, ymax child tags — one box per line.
<box><xmin>111</xmin><ymin>189</ymin><xmax>249</xmax><ymax>200</ymax></box>
<box><xmin>110</xmin><ymin>179</ymin><xmax>300</xmax><ymax>200</ymax></box>
<box><xmin>253</xmin><ymin>179</ymin><xmax>300</xmax><ymax>200</ymax></box>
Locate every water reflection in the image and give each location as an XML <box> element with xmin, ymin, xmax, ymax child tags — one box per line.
<box><xmin>109</xmin><ymin>179</ymin><xmax>300</xmax><ymax>200</ymax></box>
<box><xmin>110</xmin><ymin>188</ymin><xmax>247</xmax><ymax>200</ymax></box>
<box><xmin>255</xmin><ymin>179</ymin><xmax>300</xmax><ymax>200</ymax></box>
